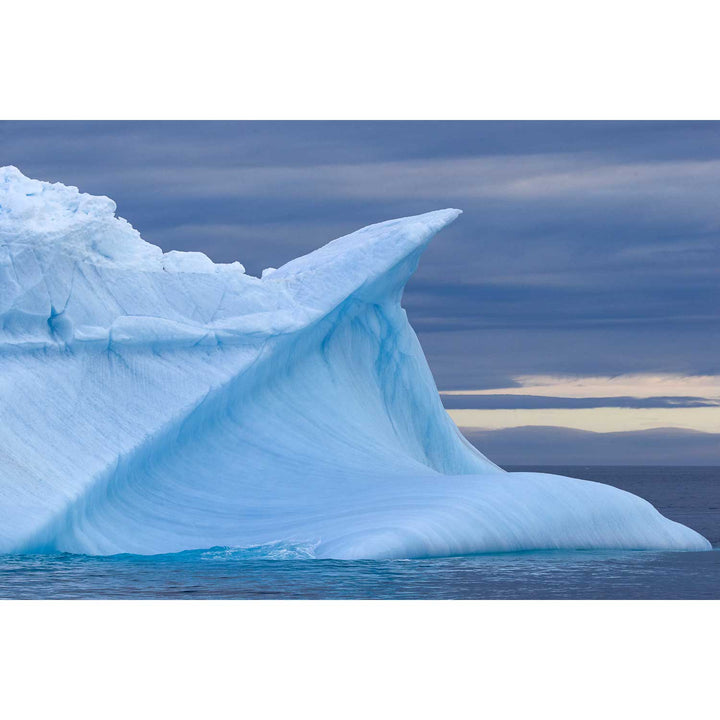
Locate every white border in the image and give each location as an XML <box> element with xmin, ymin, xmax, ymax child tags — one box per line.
<box><xmin>3</xmin><ymin>2</ymin><xmax>718</xmax><ymax>717</ymax></box>
<box><xmin>1</xmin><ymin>600</ymin><xmax>716</xmax><ymax>719</ymax></box>
<box><xmin>3</xmin><ymin>1</ymin><xmax>720</xmax><ymax>119</ymax></box>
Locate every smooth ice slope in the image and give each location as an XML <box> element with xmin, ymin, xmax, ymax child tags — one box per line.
<box><xmin>0</xmin><ymin>167</ymin><xmax>710</xmax><ymax>557</ymax></box>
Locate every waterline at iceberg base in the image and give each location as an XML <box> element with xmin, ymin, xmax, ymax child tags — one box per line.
<box><xmin>0</xmin><ymin>167</ymin><xmax>710</xmax><ymax>559</ymax></box>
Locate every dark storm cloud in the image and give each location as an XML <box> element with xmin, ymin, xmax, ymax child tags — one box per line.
<box><xmin>2</xmin><ymin>121</ymin><xmax>719</xmax><ymax>390</ymax></box>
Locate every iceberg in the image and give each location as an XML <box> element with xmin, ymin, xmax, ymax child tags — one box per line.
<box><xmin>0</xmin><ymin>166</ymin><xmax>710</xmax><ymax>558</ymax></box>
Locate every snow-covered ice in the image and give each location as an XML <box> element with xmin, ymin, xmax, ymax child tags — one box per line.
<box><xmin>0</xmin><ymin>166</ymin><xmax>710</xmax><ymax>557</ymax></box>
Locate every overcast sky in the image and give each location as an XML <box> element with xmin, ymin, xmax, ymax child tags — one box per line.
<box><xmin>2</xmin><ymin>121</ymin><xmax>718</xmax><ymax>463</ymax></box>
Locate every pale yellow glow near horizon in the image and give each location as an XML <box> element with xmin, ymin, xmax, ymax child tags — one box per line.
<box><xmin>447</xmin><ymin>407</ymin><xmax>720</xmax><ymax>434</ymax></box>
<box><xmin>441</xmin><ymin>373</ymin><xmax>720</xmax><ymax>401</ymax></box>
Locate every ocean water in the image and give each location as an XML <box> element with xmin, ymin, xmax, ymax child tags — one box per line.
<box><xmin>1</xmin><ymin>466</ymin><xmax>718</xmax><ymax>599</ymax></box>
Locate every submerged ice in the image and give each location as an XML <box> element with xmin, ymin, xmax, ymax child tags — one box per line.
<box><xmin>0</xmin><ymin>166</ymin><xmax>710</xmax><ymax>557</ymax></box>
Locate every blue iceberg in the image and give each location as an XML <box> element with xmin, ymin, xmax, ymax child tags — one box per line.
<box><xmin>0</xmin><ymin>167</ymin><xmax>710</xmax><ymax>558</ymax></box>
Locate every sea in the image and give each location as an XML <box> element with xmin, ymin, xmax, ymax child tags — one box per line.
<box><xmin>1</xmin><ymin>466</ymin><xmax>718</xmax><ymax>599</ymax></box>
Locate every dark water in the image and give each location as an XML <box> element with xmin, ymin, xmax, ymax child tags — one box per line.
<box><xmin>1</xmin><ymin>466</ymin><xmax>718</xmax><ymax>599</ymax></box>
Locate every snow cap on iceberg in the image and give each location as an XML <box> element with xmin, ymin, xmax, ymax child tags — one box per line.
<box><xmin>0</xmin><ymin>165</ymin><xmax>162</xmax><ymax>266</ymax></box>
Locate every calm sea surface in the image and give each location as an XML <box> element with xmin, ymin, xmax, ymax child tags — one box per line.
<box><xmin>1</xmin><ymin>466</ymin><xmax>718</xmax><ymax>599</ymax></box>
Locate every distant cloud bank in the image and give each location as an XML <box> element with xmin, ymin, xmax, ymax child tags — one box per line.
<box><xmin>445</xmin><ymin>373</ymin><xmax>720</xmax><ymax>464</ymax></box>
<box><xmin>463</xmin><ymin>427</ymin><xmax>720</xmax><ymax>467</ymax></box>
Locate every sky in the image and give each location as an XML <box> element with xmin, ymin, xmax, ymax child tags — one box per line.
<box><xmin>2</xmin><ymin>121</ymin><xmax>718</xmax><ymax>464</ymax></box>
